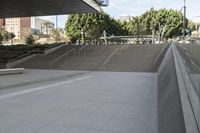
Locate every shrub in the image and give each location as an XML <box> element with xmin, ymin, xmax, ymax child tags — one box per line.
<box><xmin>0</xmin><ymin>34</ymin><xmax>3</xmax><ymax>44</ymax></box>
<box><xmin>25</xmin><ymin>34</ymin><xmax>35</xmax><ymax>45</ymax></box>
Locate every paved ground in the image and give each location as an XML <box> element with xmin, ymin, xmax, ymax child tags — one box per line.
<box><xmin>0</xmin><ymin>70</ymin><xmax>157</xmax><ymax>133</ymax></box>
<box><xmin>0</xmin><ymin>69</ymin><xmax>89</xmax><ymax>90</ymax></box>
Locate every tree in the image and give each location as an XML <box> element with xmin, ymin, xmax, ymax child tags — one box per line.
<box><xmin>66</xmin><ymin>9</ymin><xmax>189</xmax><ymax>41</ymax></box>
<box><xmin>0</xmin><ymin>28</ymin><xmax>15</xmax><ymax>42</ymax></box>
<box><xmin>25</xmin><ymin>34</ymin><xmax>35</xmax><ymax>45</ymax></box>
<box><xmin>0</xmin><ymin>33</ymin><xmax>3</xmax><ymax>44</ymax></box>
<box><xmin>51</xmin><ymin>29</ymin><xmax>61</xmax><ymax>41</ymax></box>
<box><xmin>125</xmin><ymin>16</ymin><xmax>147</xmax><ymax>36</ymax></box>
<box><xmin>65</xmin><ymin>12</ymin><xmax>128</xmax><ymax>43</ymax></box>
<box><xmin>188</xmin><ymin>20</ymin><xmax>197</xmax><ymax>32</ymax></box>
<box><xmin>42</xmin><ymin>21</ymin><xmax>53</xmax><ymax>35</ymax></box>
<box><xmin>125</xmin><ymin>8</ymin><xmax>185</xmax><ymax>38</ymax></box>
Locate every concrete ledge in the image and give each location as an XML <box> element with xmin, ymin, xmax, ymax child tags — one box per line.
<box><xmin>6</xmin><ymin>44</ymin><xmax>66</xmax><ymax>68</ymax></box>
<box><xmin>172</xmin><ymin>44</ymin><xmax>199</xmax><ymax>133</ymax></box>
<box><xmin>157</xmin><ymin>46</ymin><xmax>186</xmax><ymax>133</ymax></box>
<box><xmin>44</xmin><ymin>44</ymin><xmax>66</xmax><ymax>54</ymax></box>
<box><xmin>6</xmin><ymin>55</ymin><xmax>36</xmax><ymax>69</ymax></box>
<box><xmin>0</xmin><ymin>68</ymin><xmax>24</xmax><ymax>75</ymax></box>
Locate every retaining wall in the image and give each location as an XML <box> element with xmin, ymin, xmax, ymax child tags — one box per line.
<box><xmin>157</xmin><ymin>45</ymin><xmax>186</xmax><ymax>133</ymax></box>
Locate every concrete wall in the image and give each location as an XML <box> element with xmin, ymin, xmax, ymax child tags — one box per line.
<box><xmin>157</xmin><ymin>46</ymin><xmax>186</xmax><ymax>133</ymax></box>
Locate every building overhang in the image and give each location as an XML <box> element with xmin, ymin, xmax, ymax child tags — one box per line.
<box><xmin>0</xmin><ymin>0</ymin><xmax>101</xmax><ymax>18</ymax></box>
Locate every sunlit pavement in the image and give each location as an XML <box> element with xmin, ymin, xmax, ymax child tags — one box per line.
<box><xmin>0</xmin><ymin>70</ymin><xmax>157</xmax><ymax>133</ymax></box>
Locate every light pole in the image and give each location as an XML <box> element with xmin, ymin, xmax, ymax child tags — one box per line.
<box><xmin>183</xmin><ymin>0</ymin><xmax>186</xmax><ymax>38</ymax></box>
<box><xmin>55</xmin><ymin>15</ymin><xmax>58</xmax><ymax>42</ymax></box>
<box><xmin>56</xmin><ymin>15</ymin><xmax>58</xmax><ymax>30</ymax></box>
<box><xmin>81</xmin><ymin>29</ymin><xmax>84</xmax><ymax>45</ymax></box>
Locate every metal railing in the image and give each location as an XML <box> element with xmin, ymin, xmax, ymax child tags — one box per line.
<box><xmin>104</xmin><ymin>45</ymin><xmax>130</xmax><ymax>69</ymax></box>
<box><xmin>78</xmin><ymin>45</ymin><xmax>90</xmax><ymax>55</ymax></box>
<box><xmin>104</xmin><ymin>47</ymin><xmax>120</xmax><ymax>69</ymax></box>
<box><xmin>154</xmin><ymin>43</ymin><xmax>169</xmax><ymax>64</ymax></box>
<box><xmin>117</xmin><ymin>44</ymin><xmax>129</xmax><ymax>54</ymax></box>
<box><xmin>49</xmin><ymin>49</ymin><xmax>76</xmax><ymax>69</ymax></box>
<box><xmin>7</xmin><ymin>49</ymin><xmax>39</xmax><ymax>64</ymax></box>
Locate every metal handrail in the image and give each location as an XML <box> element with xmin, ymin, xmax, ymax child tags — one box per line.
<box><xmin>154</xmin><ymin>44</ymin><xmax>169</xmax><ymax>64</ymax></box>
<box><xmin>46</xmin><ymin>42</ymin><xmax>66</xmax><ymax>50</ymax></box>
<box><xmin>78</xmin><ymin>45</ymin><xmax>90</xmax><ymax>55</ymax></box>
<box><xmin>104</xmin><ymin>47</ymin><xmax>120</xmax><ymax>66</ymax></box>
<box><xmin>118</xmin><ymin>44</ymin><xmax>129</xmax><ymax>54</ymax></box>
<box><xmin>50</xmin><ymin>49</ymin><xmax>76</xmax><ymax>69</ymax></box>
<box><xmin>104</xmin><ymin>45</ymin><xmax>129</xmax><ymax>69</ymax></box>
<box><xmin>7</xmin><ymin>49</ymin><xmax>39</xmax><ymax>63</ymax></box>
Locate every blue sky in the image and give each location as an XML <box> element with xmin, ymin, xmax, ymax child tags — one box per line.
<box><xmin>40</xmin><ymin>0</ymin><xmax>200</xmax><ymax>28</ymax></box>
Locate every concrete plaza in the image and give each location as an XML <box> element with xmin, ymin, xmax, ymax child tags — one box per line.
<box><xmin>0</xmin><ymin>70</ymin><xmax>157</xmax><ymax>133</ymax></box>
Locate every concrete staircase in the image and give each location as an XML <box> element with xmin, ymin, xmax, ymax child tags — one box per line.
<box><xmin>15</xmin><ymin>45</ymin><xmax>81</xmax><ymax>69</ymax></box>
<box><xmin>14</xmin><ymin>44</ymin><xmax>166</xmax><ymax>72</ymax></box>
<box><xmin>56</xmin><ymin>45</ymin><xmax>120</xmax><ymax>71</ymax></box>
<box><xmin>102</xmin><ymin>45</ymin><xmax>165</xmax><ymax>72</ymax></box>
<box><xmin>56</xmin><ymin>44</ymin><xmax>165</xmax><ymax>72</ymax></box>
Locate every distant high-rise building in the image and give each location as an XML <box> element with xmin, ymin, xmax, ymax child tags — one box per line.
<box><xmin>0</xmin><ymin>18</ymin><xmax>5</xmax><ymax>27</ymax></box>
<box><xmin>31</xmin><ymin>17</ymin><xmax>54</xmax><ymax>35</ymax></box>
<box><xmin>5</xmin><ymin>17</ymin><xmax>31</xmax><ymax>39</ymax></box>
<box><xmin>118</xmin><ymin>16</ymin><xmax>131</xmax><ymax>22</ymax></box>
<box><xmin>5</xmin><ymin>17</ymin><xmax>54</xmax><ymax>40</ymax></box>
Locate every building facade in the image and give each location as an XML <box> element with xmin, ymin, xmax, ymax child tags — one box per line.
<box><xmin>118</xmin><ymin>16</ymin><xmax>131</xmax><ymax>22</ymax></box>
<box><xmin>5</xmin><ymin>17</ymin><xmax>54</xmax><ymax>40</ymax></box>
<box><xmin>0</xmin><ymin>18</ymin><xmax>5</xmax><ymax>27</ymax></box>
<box><xmin>5</xmin><ymin>17</ymin><xmax>31</xmax><ymax>39</ymax></box>
<box><xmin>31</xmin><ymin>17</ymin><xmax>54</xmax><ymax>35</ymax></box>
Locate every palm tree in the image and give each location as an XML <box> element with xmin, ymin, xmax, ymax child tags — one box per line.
<box><xmin>42</xmin><ymin>21</ymin><xmax>53</xmax><ymax>41</ymax></box>
<box><xmin>42</xmin><ymin>22</ymin><xmax>53</xmax><ymax>34</ymax></box>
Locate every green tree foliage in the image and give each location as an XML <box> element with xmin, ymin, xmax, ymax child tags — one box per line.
<box><xmin>126</xmin><ymin>8</ymin><xmax>184</xmax><ymax>38</ymax></box>
<box><xmin>25</xmin><ymin>34</ymin><xmax>35</xmax><ymax>45</ymax></box>
<box><xmin>3</xmin><ymin>32</ymin><xmax>15</xmax><ymax>41</ymax></box>
<box><xmin>124</xmin><ymin>16</ymin><xmax>147</xmax><ymax>36</ymax></box>
<box><xmin>188</xmin><ymin>20</ymin><xmax>197</xmax><ymax>32</ymax></box>
<box><xmin>0</xmin><ymin>31</ymin><xmax>3</xmax><ymax>44</ymax></box>
<box><xmin>0</xmin><ymin>28</ymin><xmax>15</xmax><ymax>43</ymax></box>
<box><xmin>51</xmin><ymin>29</ymin><xmax>61</xmax><ymax>41</ymax></box>
<box><xmin>65</xmin><ymin>12</ymin><xmax>128</xmax><ymax>43</ymax></box>
<box><xmin>66</xmin><ymin>8</ymin><xmax>192</xmax><ymax>40</ymax></box>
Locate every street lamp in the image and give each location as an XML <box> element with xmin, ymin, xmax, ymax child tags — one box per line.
<box><xmin>183</xmin><ymin>0</ymin><xmax>186</xmax><ymax>38</ymax></box>
<box><xmin>55</xmin><ymin>15</ymin><xmax>58</xmax><ymax>42</ymax></box>
<box><xmin>81</xmin><ymin>29</ymin><xmax>84</xmax><ymax>45</ymax></box>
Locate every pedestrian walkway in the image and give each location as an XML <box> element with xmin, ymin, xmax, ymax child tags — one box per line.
<box><xmin>0</xmin><ymin>70</ymin><xmax>157</xmax><ymax>133</ymax></box>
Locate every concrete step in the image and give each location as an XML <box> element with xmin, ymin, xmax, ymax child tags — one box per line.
<box><xmin>15</xmin><ymin>45</ymin><xmax>81</xmax><ymax>69</ymax></box>
<box><xmin>15</xmin><ymin>44</ymin><xmax>167</xmax><ymax>72</ymax></box>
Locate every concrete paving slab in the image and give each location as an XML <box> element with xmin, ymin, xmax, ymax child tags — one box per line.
<box><xmin>0</xmin><ymin>69</ymin><xmax>87</xmax><ymax>90</ymax></box>
<box><xmin>0</xmin><ymin>70</ymin><xmax>157</xmax><ymax>133</ymax></box>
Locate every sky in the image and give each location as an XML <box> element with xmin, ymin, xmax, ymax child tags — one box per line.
<box><xmin>40</xmin><ymin>0</ymin><xmax>200</xmax><ymax>28</ymax></box>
